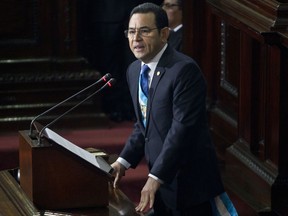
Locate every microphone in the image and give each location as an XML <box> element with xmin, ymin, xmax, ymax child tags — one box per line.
<box><xmin>37</xmin><ymin>78</ymin><xmax>116</xmax><ymax>145</ymax></box>
<box><xmin>29</xmin><ymin>73</ymin><xmax>112</xmax><ymax>137</ymax></box>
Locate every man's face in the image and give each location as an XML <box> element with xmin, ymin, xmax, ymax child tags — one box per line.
<box><xmin>127</xmin><ymin>12</ymin><xmax>168</xmax><ymax>63</ymax></box>
<box><xmin>162</xmin><ymin>0</ymin><xmax>182</xmax><ymax>29</ymax></box>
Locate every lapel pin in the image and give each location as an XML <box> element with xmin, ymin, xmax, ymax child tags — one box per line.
<box><xmin>157</xmin><ymin>71</ymin><xmax>160</xmax><ymax>76</ymax></box>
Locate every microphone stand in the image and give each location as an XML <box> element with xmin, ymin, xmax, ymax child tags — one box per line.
<box><xmin>29</xmin><ymin>73</ymin><xmax>111</xmax><ymax>137</ymax></box>
<box><xmin>37</xmin><ymin>78</ymin><xmax>116</xmax><ymax>145</ymax></box>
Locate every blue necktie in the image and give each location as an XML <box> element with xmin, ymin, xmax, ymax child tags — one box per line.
<box><xmin>140</xmin><ymin>64</ymin><xmax>150</xmax><ymax>97</ymax></box>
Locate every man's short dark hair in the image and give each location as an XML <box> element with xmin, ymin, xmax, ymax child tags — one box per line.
<box><xmin>130</xmin><ymin>3</ymin><xmax>169</xmax><ymax>30</ymax></box>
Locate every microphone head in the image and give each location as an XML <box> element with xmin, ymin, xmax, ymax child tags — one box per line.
<box><xmin>103</xmin><ymin>73</ymin><xmax>112</xmax><ymax>82</ymax></box>
<box><xmin>107</xmin><ymin>78</ymin><xmax>116</xmax><ymax>87</ymax></box>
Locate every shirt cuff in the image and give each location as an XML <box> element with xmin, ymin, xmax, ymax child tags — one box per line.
<box><xmin>148</xmin><ymin>173</ymin><xmax>164</xmax><ymax>184</ymax></box>
<box><xmin>116</xmin><ymin>157</ymin><xmax>131</xmax><ymax>169</ymax></box>
<box><xmin>117</xmin><ymin>158</ymin><xmax>164</xmax><ymax>184</ymax></box>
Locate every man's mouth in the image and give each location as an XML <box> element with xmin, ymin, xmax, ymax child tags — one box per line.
<box><xmin>134</xmin><ymin>44</ymin><xmax>145</xmax><ymax>51</ymax></box>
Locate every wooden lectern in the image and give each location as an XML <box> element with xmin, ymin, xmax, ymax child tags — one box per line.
<box><xmin>19</xmin><ymin>127</ymin><xmax>113</xmax><ymax>210</ymax></box>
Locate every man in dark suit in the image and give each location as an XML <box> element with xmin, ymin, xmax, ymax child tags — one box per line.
<box><xmin>111</xmin><ymin>3</ymin><xmax>224</xmax><ymax>216</ymax></box>
<box><xmin>162</xmin><ymin>0</ymin><xmax>183</xmax><ymax>51</ymax></box>
<box><xmin>78</xmin><ymin>0</ymin><xmax>163</xmax><ymax>121</ymax></box>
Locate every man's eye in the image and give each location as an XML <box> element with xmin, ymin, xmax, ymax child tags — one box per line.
<box><xmin>141</xmin><ymin>29</ymin><xmax>150</xmax><ymax>34</ymax></box>
<box><xmin>128</xmin><ymin>30</ymin><xmax>136</xmax><ymax>35</ymax></box>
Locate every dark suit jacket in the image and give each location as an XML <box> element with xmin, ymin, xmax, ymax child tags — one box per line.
<box><xmin>119</xmin><ymin>45</ymin><xmax>224</xmax><ymax>210</ymax></box>
<box><xmin>168</xmin><ymin>27</ymin><xmax>183</xmax><ymax>51</ymax></box>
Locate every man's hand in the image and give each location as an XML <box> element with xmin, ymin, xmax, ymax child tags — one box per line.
<box><xmin>135</xmin><ymin>177</ymin><xmax>161</xmax><ymax>212</ymax></box>
<box><xmin>110</xmin><ymin>161</ymin><xmax>126</xmax><ymax>188</ymax></box>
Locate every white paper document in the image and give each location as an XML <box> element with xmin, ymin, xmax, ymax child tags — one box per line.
<box><xmin>44</xmin><ymin>128</ymin><xmax>113</xmax><ymax>174</ymax></box>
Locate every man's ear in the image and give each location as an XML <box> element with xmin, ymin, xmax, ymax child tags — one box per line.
<box><xmin>160</xmin><ymin>27</ymin><xmax>170</xmax><ymax>43</ymax></box>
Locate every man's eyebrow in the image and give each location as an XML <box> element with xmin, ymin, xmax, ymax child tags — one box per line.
<box><xmin>128</xmin><ymin>26</ymin><xmax>150</xmax><ymax>29</ymax></box>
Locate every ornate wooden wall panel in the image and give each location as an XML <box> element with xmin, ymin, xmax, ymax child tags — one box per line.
<box><xmin>209</xmin><ymin>0</ymin><xmax>288</xmax><ymax>214</ymax></box>
<box><xmin>0</xmin><ymin>0</ymin><xmax>108</xmax><ymax>132</ymax></box>
<box><xmin>183</xmin><ymin>0</ymin><xmax>288</xmax><ymax>214</ymax></box>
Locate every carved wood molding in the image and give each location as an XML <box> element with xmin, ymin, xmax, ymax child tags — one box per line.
<box><xmin>228</xmin><ymin>139</ymin><xmax>277</xmax><ymax>185</ymax></box>
<box><xmin>0</xmin><ymin>58</ymin><xmax>99</xmax><ymax>83</ymax></box>
<box><xmin>220</xmin><ymin>21</ymin><xmax>239</xmax><ymax>97</ymax></box>
<box><xmin>207</xmin><ymin>0</ymin><xmax>288</xmax><ymax>32</ymax></box>
<box><xmin>0</xmin><ymin>70</ymin><xmax>99</xmax><ymax>83</ymax></box>
<box><xmin>210</xmin><ymin>106</ymin><xmax>238</xmax><ymax>128</ymax></box>
<box><xmin>0</xmin><ymin>171</ymin><xmax>38</xmax><ymax>215</ymax></box>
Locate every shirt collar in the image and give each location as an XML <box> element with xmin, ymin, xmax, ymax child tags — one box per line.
<box><xmin>141</xmin><ymin>43</ymin><xmax>168</xmax><ymax>73</ymax></box>
<box><xmin>171</xmin><ymin>24</ymin><xmax>183</xmax><ymax>32</ymax></box>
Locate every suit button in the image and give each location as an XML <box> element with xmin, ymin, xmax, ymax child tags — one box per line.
<box><xmin>145</xmin><ymin>138</ymin><xmax>149</xmax><ymax>142</ymax></box>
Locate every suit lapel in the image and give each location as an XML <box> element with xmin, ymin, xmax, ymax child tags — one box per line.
<box><xmin>145</xmin><ymin>67</ymin><xmax>166</xmax><ymax>130</ymax></box>
<box><xmin>145</xmin><ymin>46</ymin><xmax>174</xmax><ymax>131</ymax></box>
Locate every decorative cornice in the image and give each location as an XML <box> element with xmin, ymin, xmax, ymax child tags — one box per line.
<box><xmin>207</xmin><ymin>0</ymin><xmax>288</xmax><ymax>32</ymax></box>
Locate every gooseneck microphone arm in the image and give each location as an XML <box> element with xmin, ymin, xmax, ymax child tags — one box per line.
<box><xmin>37</xmin><ymin>78</ymin><xmax>116</xmax><ymax>145</ymax></box>
<box><xmin>29</xmin><ymin>73</ymin><xmax>111</xmax><ymax>137</ymax></box>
